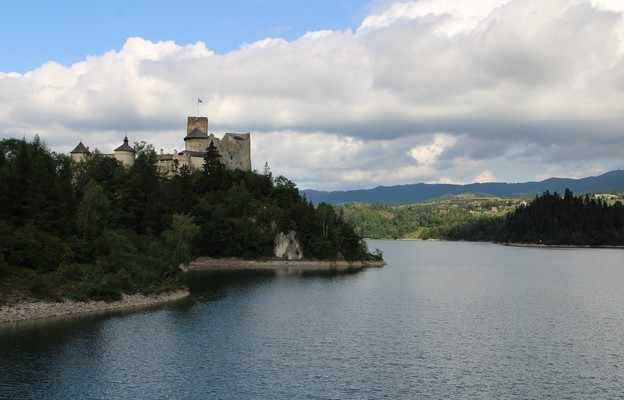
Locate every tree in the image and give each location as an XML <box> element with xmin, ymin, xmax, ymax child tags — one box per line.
<box><xmin>262</xmin><ymin>161</ymin><xmax>272</xmax><ymax>181</ymax></box>
<box><xmin>117</xmin><ymin>145</ymin><xmax>161</xmax><ymax>233</ymax></box>
<box><xmin>496</xmin><ymin>189</ymin><xmax>624</xmax><ymax>245</ymax></box>
<box><xmin>317</xmin><ymin>202</ymin><xmax>336</xmax><ymax>238</ymax></box>
<box><xmin>76</xmin><ymin>180</ymin><xmax>110</xmax><ymax>240</ymax></box>
<box><xmin>133</xmin><ymin>140</ymin><xmax>155</xmax><ymax>156</ymax></box>
<box><xmin>202</xmin><ymin>140</ymin><xmax>226</xmax><ymax>192</ymax></box>
<box><xmin>162</xmin><ymin>213</ymin><xmax>200</xmax><ymax>266</ymax></box>
<box><xmin>6</xmin><ymin>224</ymin><xmax>72</xmax><ymax>271</ymax></box>
<box><xmin>0</xmin><ymin>137</ymin><xmax>74</xmax><ymax>236</ymax></box>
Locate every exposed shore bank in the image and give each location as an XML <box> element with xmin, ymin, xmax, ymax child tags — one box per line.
<box><xmin>0</xmin><ymin>290</ymin><xmax>190</xmax><ymax>324</ymax></box>
<box><xmin>182</xmin><ymin>257</ymin><xmax>386</xmax><ymax>272</ymax></box>
<box><xmin>1</xmin><ymin>258</ymin><xmax>385</xmax><ymax>324</ymax></box>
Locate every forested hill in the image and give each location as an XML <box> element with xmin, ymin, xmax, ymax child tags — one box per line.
<box><xmin>0</xmin><ymin>137</ymin><xmax>370</xmax><ymax>303</ymax></box>
<box><xmin>497</xmin><ymin>189</ymin><xmax>624</xmax><ymax>245</ymax></box>
<box><xmin>302</xmin><ymin>170</ymin><xmax>624</xmax><ymax>205</ymax></box>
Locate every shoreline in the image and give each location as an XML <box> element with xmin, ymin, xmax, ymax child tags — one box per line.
<box><xmin>182</xmin><ymin>257</ymin><xmax>386</xmax><ymax>272</ymax></box>
<box><xmin>0</xmin><ymin>289</ymin><xmax>190</xmax><ymax>324</ymax></box>
<box><xmin>1</xmin><ymin>258</ymin><xmax>385</xmax><ymax>324</ymax></box>
<box><xmin>500</xmin><ymin>242</ymin><xmax>624</xmax><ymax>249</ymax></box>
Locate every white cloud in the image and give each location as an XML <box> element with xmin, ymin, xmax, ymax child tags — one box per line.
<box><xmin>474</xmin><ymin>170</ymin><xmax>498</xmax><ymax>183</ymax></box>
<box><xmin>358</xmin><ymin>0</ymin><xmax>512</xmax><ymax>37</ymax></box>
<box><xmin>409</xmin><ymin>133</ymin><xmax>457</xmax><ymax>165</ymax></box>
<box><xmin>535</xmin><ymin>164</ymin><xmax>608</xmax><ymax>181</ymax></box>
<box><xmin>1</xmin><ymin>1</ymin><xmax>623</xmax><ymax>190</ymax></box>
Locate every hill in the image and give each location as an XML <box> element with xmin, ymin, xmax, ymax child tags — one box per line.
<box><xmin>496</xmin><ymin>189</ymin><xmax>624</xmax><ymax>245</ymax></box>
<box><xmin>302</xmin><ymin>170</ymin><xmax>624</xmax><ymax>205</ymax></box>
<box><xmin>0</xmin><ymin>137</ymin><xmax>371</xmax><ymax>304</ymax></box>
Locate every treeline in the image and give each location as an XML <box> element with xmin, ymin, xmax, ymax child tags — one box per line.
<box><xmin>337</xmin><ymin>190</ymin><xmax>624</xmax><ymax>246</ymax></box>
<box><xmin>496</xmin><ymin>189</ymin><xmax>624</xmax><ymax>245</ymax></box>
<box><xmin>0</xmin><ymin>137</ymin><xmax>368</xmax><ymax>302</ymax></box>
<box><xmin>336</xmin><ymin>202</ymin><xmax>503</xmax><ymax>241</ymax></box>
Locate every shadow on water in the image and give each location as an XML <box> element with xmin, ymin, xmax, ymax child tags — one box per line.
<box><xmin>0</xmin><ymin>297</ymin><xmax>194</xmax><ymax>336</ymax></box>
<box><xmin>186</xmin><ymin>267</ymin><xmax>364</xmax><ymax>302</ymax></box>
<box><xmin>1</xmin><ymin>268</ymin><xmax>364</xmax><ymax>335</ymax></box>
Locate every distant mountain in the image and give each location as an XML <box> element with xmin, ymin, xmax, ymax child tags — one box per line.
<box><xmin>301</xmin><ymin>170</ymin><xmax>624</xmax><ymax>206</ymax></box>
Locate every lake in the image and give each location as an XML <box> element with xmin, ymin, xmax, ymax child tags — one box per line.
<box><xmin>1</xmin><ymin>241</ymin><xmax>624</xmax><ymax>399</ymax></box>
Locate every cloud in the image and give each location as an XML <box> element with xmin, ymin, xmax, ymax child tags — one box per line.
<box><xmin>1</xmin><ymin>0</ymin><xmax>623</xmax><ymax>190</ymax></box>
<box><xmin>409</xmin><ymin>133</ymin><xmax>457</xmax><ymax>165</ymax></box>
<box><xmin>474</xmin><ymin>170</ymin><xmax>498</xmax><ymax>183</ymax></box>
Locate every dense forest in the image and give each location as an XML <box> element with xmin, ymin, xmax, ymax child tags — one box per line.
<box><xmin>0</xmin><ymin>137</ymin><xmax>369</xmax><ymax>303</ymax></box>
<box><xmin>496</xmin><ymin>189</ymin><xmax>624</xmax><ymax>245</ymax></box>
<box><xmin>336</xmin><ymin>197</ymin><xmax>507</xmax><ymax>241</ymax></box>
<box><xmin>338</xmin><ymin>190</ymin><xmax>624</xmax><ymax>246</ymax></box>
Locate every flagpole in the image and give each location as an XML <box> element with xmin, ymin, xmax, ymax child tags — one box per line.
<box><xmin>197</xmin><ymin>97</ymin><xmax>204</xmax><ymax>116</ymax></box>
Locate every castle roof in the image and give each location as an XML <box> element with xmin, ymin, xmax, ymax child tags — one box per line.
<box><xmin>114</xmin><ymin>136</ymin><xmax>135</xmax><ymax>153</ymax></box>
<box><xmin>184</xmin><ymin>128</ymin><xmax>207</xmax><ymax>141</ymax></box>
<box><xmin>70</xmin><ymin>141</ymin><xmax>89</xmax><ymax>154</ymax></box>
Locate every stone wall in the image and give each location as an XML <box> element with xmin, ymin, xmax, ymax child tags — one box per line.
<box><xmin>187</xmin><ymin>117</ymin><xmax>208</xmax><ymax>134</ymax></box>
<box><xmin>218</xmin><ymin>133</ymin><xmax>251</xmax><ymax>171</ymax></box>
<box><xmin>114</xmin><ymin>151</ymin><xmax>135</xmax><ymax>167</ymax></box>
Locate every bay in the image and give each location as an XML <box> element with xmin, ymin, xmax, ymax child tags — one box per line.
<box><xmin>1</xmin><ymin>240</ymin><xmax>624</xmax><ymax>399</ymax></box>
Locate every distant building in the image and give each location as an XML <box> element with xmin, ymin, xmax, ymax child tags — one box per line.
<box><xmin>594</xmin><ymin>194</ymin><xmax>617</xmax><ymax>201</ymax></box>
<box><xmin>113</xmin><ymin>136</ymin><xmax>136</xmax><ymax>167</ymax></box>
<box><xmin>69</xmin><ymin>141</ymin><xmax>90</xmax><ymax>163</ymax></box>
<box><xmin>70</xmin><ymin>116</ymin><xmax>251</xmax><ymax>173</ymax></box>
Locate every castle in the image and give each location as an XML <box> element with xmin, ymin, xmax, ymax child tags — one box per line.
<box><xmin>70</xmin><ymin>116</ymin><xmax>251</xmax><ymax>173</ymax></box>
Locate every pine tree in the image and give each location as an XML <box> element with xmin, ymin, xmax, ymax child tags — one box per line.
<box><xmin>202</xmin><ymin>140</ymin><xmax>225</xmax><ymax>192</ymax></box>
<box><xmin>262</xmin><ymin>161</ymin><xmax>272</xmax><ymax>181</ymax></box>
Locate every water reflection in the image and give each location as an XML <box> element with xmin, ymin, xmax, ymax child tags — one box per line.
<box><xmin>2</xmin><ymin>242</ymin><xmax>624</xmax><ymax>399</ymax></box>
<box><xmin>186</xmin><ymin>267</ymin><xmax>363</xmax><ymax>299</ymax></box>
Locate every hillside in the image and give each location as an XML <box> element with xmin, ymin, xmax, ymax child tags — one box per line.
<box><xmin>0</xmin><ymin>137</ymin><xmax>370</xmax><ymax>304</ymax></box>
<box><xmin>302</xmin><ymin>170</ymin><xmax>624</xmax><ymax>205</ymax></box>
<box><xmin>497</xmin><ymin>189</ymin><xmax>624</xmax><ymax>245</ymax></box>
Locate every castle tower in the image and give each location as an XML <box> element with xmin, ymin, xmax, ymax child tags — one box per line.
<box><xmin>184</xmin><ymin>116</ymin><xmax>209</xmax><ymax>153</ymax></box>
<box><xmin>187</xmin><ymin>116</ymin><xmax>208</xmax><ymax>135</ymax></box>
<box><xmin>221</xmin><ymin>133</ymin><xmax>251</xmax><ymax>171</ymax></box>
<box><xmin>70</xmin><ymin>141</ymin><xmax>90</xmax><ymax>163</ymax></box>
<box><xmin>114</xmin><ymin>136</ymin><xmax>136</xmax><ymax>167</ymax></box>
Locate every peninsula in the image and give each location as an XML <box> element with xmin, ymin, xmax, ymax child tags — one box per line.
<box><xmin>0</xmin><ymin>116</ymin><xmax>381</xmax><ymax>321</ymax></box>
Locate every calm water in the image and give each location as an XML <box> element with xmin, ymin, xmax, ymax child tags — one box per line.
<box><xmin>2</xmin><ymin>241</ymin><xmax>624</xmax><ymax>399</ymax></box>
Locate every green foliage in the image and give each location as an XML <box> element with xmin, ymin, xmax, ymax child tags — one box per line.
<box><xmin>202</xmin><ymin>140</ymin><xmax>226</xmax><ymax>192</ymax></box>
<box><xmin>192</xmin><ymin>181</ymin><xmax>275</xmax><ymax>258</ymax></box>
<box><xmin>419</xmin><ymin>214</ymin><xmax>503</xmax><ymax>241</ymax></box>
<box><xmin>5</xmin><ymin>224</ymin><xmax>73</xmax><ymax>271</ymax></box>
<box><xmin>336</xmin><ymin>198</ymin><xmax>513</xmax><ymax>241</ymax></box>
<box><xmin>27</xmin><ymin>273</ymin><xmax>63</xmax><ymax>302</ymax></box>
<box><xmin>0</xmin><ymin>137</ymin><xmax>371</xmax><ymax>303</ymax></box>
<box><xmin>162</xmin><ymin>213</ymin><xmax>200</xmax><ymax>266</ymax></box>
<box><xmin>76</xmin><ymin>180</ymin><xmax>110</xmax><ymax>240</ymax></box>
<box><xmin>0</xmin><ymin>137</ymin><xmax>75</xmax><ymax>236</ymax></box>
<box><xmin>497</xmin><ymin>189</ymin><xmax>624</xmax><ymax>245</ymax></box>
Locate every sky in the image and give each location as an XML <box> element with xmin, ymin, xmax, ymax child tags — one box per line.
<box><xmin>1</xmin><ymin>0</ymin><xmax>623</xmax><ymax>191</ymax></box>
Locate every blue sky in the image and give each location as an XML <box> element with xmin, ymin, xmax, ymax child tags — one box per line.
<box><xmin>1</xmin><ymin>0</ymin><xmax>373</xmax><ymax>73</ymax></box>
<box><xmin>1</xmin><ymin>0</ymin><xmax>623</xmax><ymax>191</ymax></box>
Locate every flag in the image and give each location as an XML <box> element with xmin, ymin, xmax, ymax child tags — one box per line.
<box><xmin>198</xmin><ymin>98</ymin><xmax>203</xmax><ymax>103</ymax></box>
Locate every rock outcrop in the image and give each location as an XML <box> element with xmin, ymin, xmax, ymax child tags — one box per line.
<box><xmin>274</xmin><ymin>231</ymin><xmax>303</xmax><ymax>260</ymax></box>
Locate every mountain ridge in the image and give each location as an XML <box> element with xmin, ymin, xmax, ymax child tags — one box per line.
<box><xmin>301</xmin><ymin>170</ymin><xmax>624</xmax><ymax>206</ymax></box>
